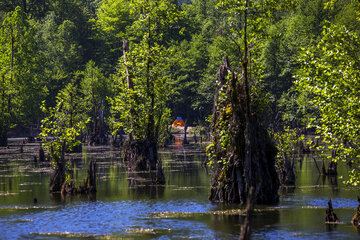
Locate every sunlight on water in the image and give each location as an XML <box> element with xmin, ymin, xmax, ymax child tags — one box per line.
<box><xmin>1</xmin><ymin>142</ymin><xmax>360</xmax><ymax>239</ymax></box>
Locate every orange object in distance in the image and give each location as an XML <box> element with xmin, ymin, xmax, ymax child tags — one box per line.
<box><xmin>172</xmin><ymin>117</ymin><xmax>185</xmax><ymax>127</ymax></box>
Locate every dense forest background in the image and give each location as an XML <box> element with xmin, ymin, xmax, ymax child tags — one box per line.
<box><xmin>0</xmin><ymin>0</ymin><xmax>359</xmax><ymax>183</ymax></box>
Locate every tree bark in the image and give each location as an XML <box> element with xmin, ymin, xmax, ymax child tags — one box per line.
<box><xmin>123</xmin><ymin>139</ymin><xmax>165</xmax><ymax>184</ymax></box>
<box><xmin>123</xmin><ymin>40</ymin><xmax>133</xmax><ymax>89</ymax></box>
<box><xmin>209</xmin><ymin>58</ymin><xmax>279</xmax><ymax>205</ymax></box>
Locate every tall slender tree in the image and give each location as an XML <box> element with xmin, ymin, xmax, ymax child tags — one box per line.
<box><xmin>110</xmin><ymin>0</ymin><xmax>182</xmax><ymax>183</ymax></box>
<box><xmin>0</xmin><ymin>6</ymin><xmax>44</xmax><ymax>145</ymax></box>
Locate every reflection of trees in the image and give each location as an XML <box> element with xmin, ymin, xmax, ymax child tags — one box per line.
<box><xmin>326</xmin><ymin>223</ymin><xmax>337</xmax><ymax>232</ymax></box>
<box><xmin>279</xmin><ymin>186</ymin><xmax>296</xmax><ymax>195</ymax></box>
<box><xmin>49</xmin><ymin>192</ymin><xmax>96</xmax><ymax>204</ymax></box>
<box><xmin>164</xmin><ymin>153</ymin><xmax>209</xmax><ymax>190</ymax></box>
<box><xmin>201</xmin><ymin>209</ymin><xmax>280</xmax><ymax>238</ymax></box>
<box><xmin>323</xmin><ymin>175</ymin><xmax>338</xmax><ymax>195</ymax></box>
<box><xmin>298</xmin><ymin>155</ymin><xmax>303</xmax><ymax>171</ymax></box>
<box><xmin>127</xmin><ymin>171</ymin><xmax>164</xmax><ymax>199</ymax></box>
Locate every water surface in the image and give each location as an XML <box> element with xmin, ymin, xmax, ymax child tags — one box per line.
<box><xmin>1</xmin><ymin>139</ymin><xmax>360</xmax><ymax>239</ymax></box>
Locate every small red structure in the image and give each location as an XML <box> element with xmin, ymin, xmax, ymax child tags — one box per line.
<box><xmin>172</xmin><ymin>117</ymin><xmax>185</xmax><ymax>127</ymax></box>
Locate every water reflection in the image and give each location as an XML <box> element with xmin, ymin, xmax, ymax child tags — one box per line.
<box><xmin>325</xmin><ymin>222</ymin><xmax>338</xmax><ymax>232</ymax></box>
<box><xmin>1</xmin><ymin>141</ymin><xmax>360</xmax><ymax>239</ymax></box>
<box><xmin>49</xmin><ymin>192</ymin><xmax>97</xmax><ymax>204</ymax></box>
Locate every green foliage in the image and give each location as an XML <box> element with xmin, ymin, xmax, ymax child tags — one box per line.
<box><xmin>0</xmin><ymin>6</ymin><xmax>46</xmax><ymax>131</ymax></box>
<box><xmin>296</xmin><ymin>21</ymin><xmax>360</xmax><ymax>185</ymax></box>
<box><xmin>110</xmin><ymin>0</ymin><xmax>179</xmax><ymax>142</ymax></box>
<box><xmin>111</xmin><ymin>42</ymin><xmax>173</xmax><ymax>139</ymax></box>
<box><xmin>272</xmin><ymin>127</ymin><xmax>304</xmax><ymax>166</ymax></box>
<box><xmin>0</xmin><ymin>0</ymin><xmax>51</xmax><ymax>19</ymax></box>
<box><xmin>80</xmin><ymin>60</ymin><xmax>112</xmax><ymax>134</ymax></box>
<box><xmin>92</xmin><ymin>0</ymin><xmax>134</xmax><ymax>70</ymax></box>
<box><xmin>206</xmin><ymin>74</ymin><xmax>232</xmax><ymax>168</ymax></box>
<box><xmin>40</xmin><ymin>82</ymin><xmax>89</xmax><ymax>167</ymax></box>
<box><xmin>95</xmin><ymin>0</ymin><xmax>133</xmax><ymax>39</ymax></box>
<box><xmin>37</xmin><ymin>13</ymin><xmax>82</xmax><ymax>88</ymax></box>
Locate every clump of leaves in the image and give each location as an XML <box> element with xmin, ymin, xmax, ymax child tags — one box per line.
<box><xmin>272</xmin><ymin>127</ymin><xmax>304</xmax><ymax>168</ymax></box>
<box><xmin>40</xmin><ymin>82</ymin><xmax>89</xmax><ymax>169</ymax></box>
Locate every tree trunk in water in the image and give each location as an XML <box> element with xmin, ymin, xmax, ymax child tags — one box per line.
<box><xmin>0</xmin><ymin>124</ymin><xmax>7</xmax><ymax>147</ymax></box>
<box><xmin>84</xmin><ymin>159</ymin><xmax>97</xmax><ymax>193</ymax></box>
<box><xmin>277</xmin><ymin>153</ymin><xmax>295</xmax><ymax>186</ymax></box>
<box><xmin>49</xmin><ymin>158</ymin><xmax>66</xmax><ymax>192</ymax></box>
<box><xmin>183</xmin><ymin>121</ymin><xmax>189</xmax><ymax>145</ymax></box>
<box><xmin>325</xmin><ymin>199</ymin><xmax>339</xmax><ymax>223</ymax></box>
<box><xmin>239</xmin><ymin>186</ymin><xmax>255</xmax><ymax>240</ymax></box>
<box><xmin>208</xmin><ymin>58</ymin><xmax>279</xmax><ymax>205</ymax></box>
<box><xmin>49</xmin><ymin>143</ymin><xmax>66</xmax><ymax>192</ymax></box>
<box><xmin>123</xmin><ymin>139</ymin><xmax>165</xmax><ymax>184</ymax></box>
<box><xmin>39</xmin><ymin>144</ymin><xmax>45</xmax><ymax>162</ymax></box>
<box><xmin>121</xmin><ymin>39</ymin><xmax>165</xmax><ymax>185</ymax></box>
<box><xmin>90</xmin><ymin>108</ymin><xmax>107</xmax><ymax>146</ymax></box>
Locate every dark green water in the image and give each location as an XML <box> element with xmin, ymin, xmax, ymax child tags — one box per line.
<box><xmin>1</xmin><ymin>138</ymin><xmax>360</xmax><ymax>239</ymax></box>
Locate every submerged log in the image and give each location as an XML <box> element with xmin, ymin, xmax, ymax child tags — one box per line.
<box><xmin>325</xmin><ymin>199</ymin><xmax>339</xmax><ymax>223</ymax></box>
<box><xmin>208</xmin><ymin>58</ymin><xmax>279</xmax><ymax>205</ymax></box>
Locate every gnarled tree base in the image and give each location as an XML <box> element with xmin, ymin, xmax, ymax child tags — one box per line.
<box><xmin>208</xmin><ymin>58</ymin><xmax>279</xmax><ymax>205</ymax></box>
<box><xmin>123</xmin><ymin>139</ymin><xmax>165</xmax><ymax>185</ymax></box>
<box><xmin>49</xmin><ymin>165</ymin><xmax>65</xmax><ymax>192</ymax></box>
<box><xmin>277</xmin><ymin>154</ymin><xmax>295</xmax><ymax>186</ymax></box>
<box><xmin>61</xmin><ymin>159</ymin><xmax>97</xmax><ymax>195</ymax></box>
<box><xmin>326</xmin><ymin>199</ymin><xmax>339</xmax><ymax>223</ymax></box>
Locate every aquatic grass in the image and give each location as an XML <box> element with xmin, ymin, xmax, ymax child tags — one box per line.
<box><xmin>149</xmin><ymin>208</ymin><xmax>280</xmax><ymax>219</ymax></box>
<box><xmin>0</xmin><ymin>205</ymin><xmax>59</xmax><ymax>211</ymax></box>
<box><xmin>0</xmin><ymin>192</ymin><xmax>18</xmax><ymax>196</ymax></box>
<box><xmin>12</xmin><ymin>218</ymin><xmax>34</xmax><ymax>223</ymax></box>
<box><xmin>31</xmin><ymin>232</ymin><xmax>117</xmax><ymax>239</ymax></box>
<box><xmin>125</xmin><ymin>227</ymin><xmax>171</xmax><ymax>235</ymax></box>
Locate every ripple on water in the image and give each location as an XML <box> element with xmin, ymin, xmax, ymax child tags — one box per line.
<box><xmin>1</xmin><ymin>200</ymin><xmax>215</xmax><ymax>238</ymax></box>
<box><xmin>282</xmin><ymin>196</ymin><xmax>358</xmax><ymax>209</ymax></box>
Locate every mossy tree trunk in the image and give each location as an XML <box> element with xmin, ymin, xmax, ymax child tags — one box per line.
<box><xmin>208</xmin><ymin>1</ymin><xmax>279</xmax><ymax>205</ymax></box>
<box><xmin>208</xmin><ymin>57</ymin><xmax>279</xmax><ymax>205</ymax></box>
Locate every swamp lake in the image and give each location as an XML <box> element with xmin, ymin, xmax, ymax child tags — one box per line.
<box><xmin>1</xmin><ymin>136</ymin><xmax>360</xmax><ymax>239</ymax></box>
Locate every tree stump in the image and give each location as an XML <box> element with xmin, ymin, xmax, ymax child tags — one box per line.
<box><xmin>325</xmin><ymin>199</ymin><xmax>339</xmax><ymax>223</ymax></box>
<box><xmin>208</xmin><ymin>58</ymin><xmax>279</xmax><ymax>205</ymax></box>
<box><xmin>39</xmin><ymin>144</ymin><xmax>45</xmax><ymax>162</ymax></box>
<box><xmin>49</xmin><ymin>162</ymin><xmax>66</xmax><ymax>192</ymax></box>
<box><xmin>352</xmin><ymin>196</ymin><xmax>360</xmax><ymax>226</ymax></box>
<box><xmin>123</xmin><ymin>139</ymin><xmax>165</xmax><ymax>184</ymax></box>
<box><xmin>277</xmin><ymin>153</ymin><xmax>295</xmax><ymax>186</ymax></box>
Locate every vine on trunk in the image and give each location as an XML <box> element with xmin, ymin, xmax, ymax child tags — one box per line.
<box><xmin>207</xmin><ymin>58</ymin><xmax>279</xmax><ymax>205</ymax></box>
